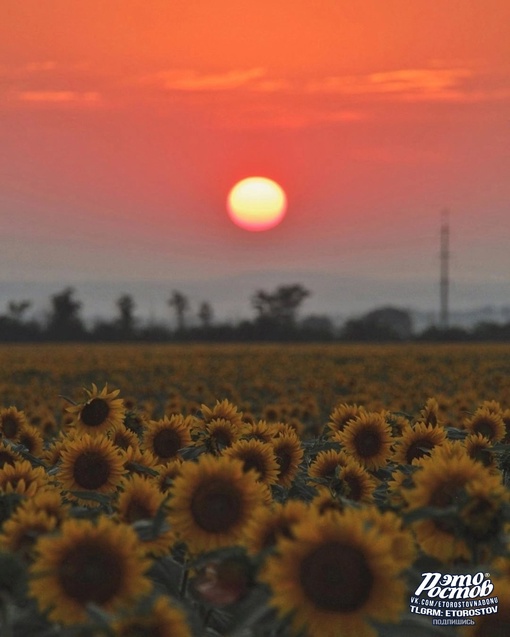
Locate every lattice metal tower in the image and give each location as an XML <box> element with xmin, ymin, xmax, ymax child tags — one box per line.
<box><xmin>440</xmin><ymin>210</ymin><xmax>450</xmax><ymax>329</ymax></box>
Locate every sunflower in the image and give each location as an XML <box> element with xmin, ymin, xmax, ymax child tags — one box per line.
<box><xmin>458</xmin><ymin>477</ymin><xmax>509</xmax><ymax>553</ymax></box>
<box><xmin>242</xmin><ymin>419</ymin><xmax>275</xmax><ymax>443</ymax></box>
<box><xmin>261</xmin><ymin>507</ymin><xmax>408</xmax><ymax>637</ymax></box>
<box><xmin>392</xmin><ymin>422</ymin><xmax>446</xmax><ymax>465</ymax></box>
<box><xmin>325</xmin><ymin>403</ymin><xmax>365</xmax><ymax>437</ymax></box>
<box><xmin>16</xmin><ymin>424</ymin><xmax>44</xmax><ymax>457</ymax></box>
<box><xmin>0</xmin><ymin>440</ymin><xmax>22</xmax><ymax>468</ymax></box>
<box><xmin>168</xmin><ymin>455</ymin><xmax>266</xmax><ymax>554</ymax></box>
<box><xmin>464</xmin><ymin>406</ymin><xmax>506</xmax><ymax>442</ymax></box>
<box><xmin>310</xmin><ymin>486</ymin><xmax>346</xmax><ymax>516</ymax></box>
<box><xmin>21</xmin><ymin>488</ymin><xmax>70</xmax><ymax>525</ymax></box>
<box><xmin>262</xmin><ymin>403</ymin><xmax>282</xmax><ymax>423</ymax></box>
<box><xmin>0</xmin><ymin>406</ymin><xmax>28</xmax><ymax>440</ymax></box>
<box><xmin>271</xmin><ymin>431</ymin><xmax>304</xmax><ymax>488</ymax></box>
<box><xmin>308</xmin><ymin>449</ymin><xmax>349</xmax><ymax>481</ymax></box>
<box><xmin>109</xmin><ymin>423</ymin><xmax>139</xmax><ymax>451</ymax></box>
<box><xmin>116</xmin><ymin>474</ymin><xmax>175</xmax><ymax>557</ymax></box>
<box><xmin>142</xmin><ymin>415</ymin><xmax>193</xmax><ymax>463</ymax></box>
<box><xmin>112</xmin><ymin>595</ymin><xmax>191</xmax><ymax>637</ymax></box>
<box><xmin>29</xmin><ymin>517</ymin><xmax>152</xmax><ymax>624</ymax></box>
<box><xmin>196</xmin><ymin>417</ymin><xmax>242</xmax><ymax>454</ymax></box>
<box><xmin>464</xmin><ymin>432</ymin><xmax>497</xmax><ymax>470</ymax></box>
<box><xmin>332</xmin><ymin>460</ymin><xmax>376</xmax><ymax>504</ymax></box>
<box><xmin>418</xmin><ymin>397</ymin><xmax>443</xmax><ymax>427</ymax></box>
<box><xmin>58</xmin><ymin>434</ymin><xmax>126</xmax><ymax>506</ymax></box>
<box><xmin>223</xmin><ymin>438</ymin><xmax>280</xmax><ymax>485</ymax></box>
<box><xmin>402</xmin><ymin>447</ymin><xmax>500</xmax><ymax>562</ymax></box>
<box><xmin>0</xmin><ymin>508</ymin><xmax>57</xmax><ymax>560</ymax></box>
<box><xmin>335</xmin><ymin>412</ymin><xmax>392</xmax><ymax>471</ymax></box>
<box><xmin>0</xmin><ymin>459</ymin><xmax>48</xmax><ymax>496</ymax></box>
<box><xmin>243</xmin><ymin>499</ymin><xmax>309</xmax><ymax>555</ymax></box>
<box><xmin>200</xmin><ymin>399</ymin><xmax>244</xmax><ymax>429</ymax></box>
<box><xmin>155</xmin><ymin>459</ymin><xmax>183</xmax><ymax>493</ymax></box>
<box><xmin>66</xmin><ymin>383</ymin><xmax>126</xmax><ymax>436</ymax></box>
<box><xmin>123</xmin><ymin>445</ymin><xmax>159</xmax><ymax>476</ymax></box>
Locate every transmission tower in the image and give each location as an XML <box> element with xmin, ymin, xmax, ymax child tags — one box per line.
<box><xmin>439</xmin><ymin>210</ymin><xmax>450</xmax><ymax>329</ymax></box>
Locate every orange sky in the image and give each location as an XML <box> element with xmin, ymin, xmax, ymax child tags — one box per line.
<box><xmin>1</xmin><ymin>1</ymin><xmax>509</xmax><ymax>317</ymax></box>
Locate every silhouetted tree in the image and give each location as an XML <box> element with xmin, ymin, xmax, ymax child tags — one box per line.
<box><xmin>46</xmin><ymin>287</ymin><xmax>86</xmax><ymax>340</ymax></box>
<box><xmin>7</xmin><ymin>300</ymin><xmax>31</xmax><ymax>322</ymax></box>
<box><xmin>198</xmin><ymin>301</ymin><xmax>213</xmax><ymax>329</ymax></box>
<box><xmin>116</xmin><ymin>294</ymin><xmax>136</xmax><ymax>334</ymax></box>
<box><xmin>168</xmin><ymin>290</ymin><xmax>189</xmax><ymax>331</ymax></box>
<box><xmin>341</xmin><ymin>306</ymin><xmax>413</xmax><ymax>341</ymax></box>
<box><xmin>251</xmin><ymin>284</ymin><xmax>310</xmax><ymax>328</ymax></box>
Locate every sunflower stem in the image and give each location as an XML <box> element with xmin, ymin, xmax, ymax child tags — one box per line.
<box><xmin>179</xmin><ymin>560</ymin><xmax>189</xmax><ymax>598</ymax></box>
<box><xmin>0</xmin><ymin>594</ymin><xmax>13</xmax><ymax>637</ymax></box>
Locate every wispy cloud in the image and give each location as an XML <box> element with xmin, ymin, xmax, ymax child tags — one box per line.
<box><xmin>146</xmin><ymin>67</ymin><xmax>268</xmax><ymax>91</ymax></box>
<box><xmin>15</xmin><ymin>91</ymin><xmax>101</xmax><ymax>104</ymax></box>
<box><xmin>306</xmin><ymin>68</ymin><xmax>474</xmax><ymax>101</ymax></box>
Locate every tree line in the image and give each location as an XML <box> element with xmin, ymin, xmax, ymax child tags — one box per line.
<box><xmin>1</xmin><ymin>284</ymin><xmax>510</xmax><ymax>342</ymax></box>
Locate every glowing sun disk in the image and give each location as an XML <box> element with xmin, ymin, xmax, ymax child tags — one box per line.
<box><xmin>227</xmin><ymin>177</ymin><xmax>287</xmax><ymax>231</ymax></box>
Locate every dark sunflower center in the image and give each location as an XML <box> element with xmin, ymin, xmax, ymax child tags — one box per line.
<box><xmin>126</xmin><ymin>500</ymin><xmax>153</xmax><ymax>523</ymax></box>
<box><xmin>430</xmin><ymin>482</ymin><xmax>463</xmax><ymax>533</ymax></box>
<box><xmin>354</xmin><ymin>426</ymin><xmax>382</xmax><ymax>457</ymax></box>
<box><xmin>0</xmin><ymin>451</ymin><xmax>15</xmax><ymax>468</ymax></box>
<box><xmin>18</xmin><ymin>433</ymin><xmax>36</xmax><ymax>453</ymax></box>
<box><xmin>2</xmin><ymin>416</ymin><xmax>20</xmax><ymax>438</ymax></box>
<box><xmin>210</xmin><ymin>427</ymin><xmax>234</xmax><ymax>447</ymax></box>
<box><xmin>190</xmin><ymin>479</ymin><xmax>243</xmax><ymax>533</ymax></box>
<box><xmin>275</xmin><ymin>448</ymin><xmax>292</xmax><ymax>475</ymax></box>
<box><xmin>469</xmin><ymin>445</ymin><xmax>492</xmax><ymax>467</ymax></box>
<box><xmin>72</xmin><ymin>451</ymin><xmax>111</xmax><ymax>490</ymax></box>
<box><xmin>405</xmin><ymin>439</ymin><xmax>435</xmax><ymax>463</ymax></box>
<box><xmin>318</xmin><ymin>460</ymin><xmax>339</xmax><ymax>479</ymax></box>
<box><xmin>81</xmin><ymin>398</ymin><xmax>110</xmax><ymax>427</ymax></box>
<box><xmin>472</xmin><ymin>418</ymin><xmax>497</xmax><ymax>440</ymax></box>
<box><xmin>239</xmin><ymin>451</ymin><xmax>265</xmax><ymax>476</ymax></box>
<box><xmin>58</xmin><ymin>541</ymin><xmax>124</xmax><ymax>605</ymax></box>
<box><xmin>152</xmin><ymin>428</ymin><xmax>182</xmax><ymax>458</ymax></box>
<box><xmin>299</xmin><ymin>542</ymin><xmax>373</xmax><ymax>612</ymax></box>
<box><xmin>342</xmin><ymin>474</ymin><xmax>363</xmax><ymax>501</ymax></box>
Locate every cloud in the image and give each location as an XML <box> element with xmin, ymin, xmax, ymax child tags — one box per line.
<box><xmin>306</xmin><ymin>68</ymin><xmax>475</xmax><ymax>101</ymax></box>
<box><xmin>14</xmin><ymin>90</ymin><xmax>101</xmax><ymax>104</ymax></box>
<box><xmin>147</xmin><ymin>67</ymin><xmax>268</xmax><ymax>91</ymax></box>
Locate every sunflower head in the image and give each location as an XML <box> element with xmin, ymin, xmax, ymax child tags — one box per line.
<box><xmin>392</xmin><ymin>422</ymin><xmax>446</xmax><ymax>465</ymax></box>
<box><xmin>271</xmin><ymin>431</ymin><xmax>304</xmax><ymax>488</ymax></box>
<box><xmin>335</xmin><ymin>411</ymin><xmax>392</xmax><ymax>471</ymax></box>
<box><xmin>66</xmin><ymin>383</ymin><xmax>126</xmax><ymax>436</ymax></box>
<box><xmin>169</xmin><ymin>455</ymin><xmax>266</xmax><ymax>554</ymax></box>
<box><xmin>0</xmin><ymin>459</ymin><xmax>48</xmax><ymax>497</ymax></box>
<box><xmin>464</xmin><ymin>406</ymin><xmax>506</xmax><ymax>442</ymax></box>
<box><xmin>29</xmin><ymin>517</ymin><xmax>152</xmax><ymax>624</ymax></box>
<box><xmin>58</xmin><ymin>433</ymin><xmax>126</xmax><ymax>506</ymax></box>
<box><xmin>418</xmin><ymin>397</ymin><xmax>443</xmax><ymax>427</ymax></box>
<box><xmin>223</xmin><ymin>438</ymin><xmax>280</xmax><ymax>485</ymax></box>
<box><xmin>0</xmin><ymin>406</ymin><xmax>28</xmax><ymax>440</ymax></box>
<box><xmin>142</xmin><ymin>414</ymin><xmax>193</xmax><ymax>462</ymax></box>
<box><xmin>325</xmin><ymin>403</ymin><xmax>364</xmax><ymax>437</ymax></box>
<box><xmin>243</xmin><ymin>499</ymin><xmax>308</xmax><ymax>554</ymax></box>
<box><xmin>261</xmin><ymin>507</ymin><xmax>408</xmax><ymax>637</ymax></box>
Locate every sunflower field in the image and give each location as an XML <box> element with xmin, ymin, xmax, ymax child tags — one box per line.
<box><xmin>1</xmin><ymin>342</ymin><xmax>510</xmax><ymax>636</ymax></box>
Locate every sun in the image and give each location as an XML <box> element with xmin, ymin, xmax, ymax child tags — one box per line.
<box><xmin>227</xmin><ymin>176</ymin><xmax>287</xmax><ymax>232</ymax></box>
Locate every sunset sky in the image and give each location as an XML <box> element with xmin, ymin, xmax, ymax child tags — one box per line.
<box><xmin>1</xmin><ymin>1</ymin><xmax>509</xmax><ymax>321</ymax></box>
